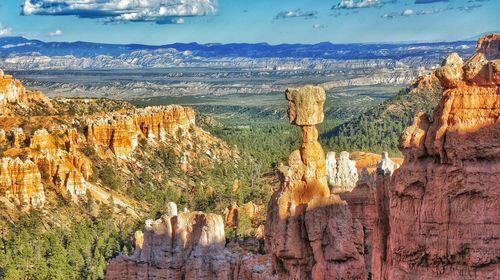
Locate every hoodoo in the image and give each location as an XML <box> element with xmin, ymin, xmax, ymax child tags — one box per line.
<box><xmin>265</xmin><ymin>86</ymin><xmax>366</xmax><ymax>280</ymax></box>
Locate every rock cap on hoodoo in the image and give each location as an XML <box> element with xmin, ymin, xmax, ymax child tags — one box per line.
<box><xmin>285</xmin><ymin>85</ymin><xmax>326</xmax><ymax>126</ymax></box>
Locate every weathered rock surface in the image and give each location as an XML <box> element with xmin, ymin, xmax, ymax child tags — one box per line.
<box><xmin>0</xmin><ymin>157</ymin><xmax>45</xmax><ymax>206</ymax></box>
<box><xmin>106</xmin><ymin>203</ymin><xmax>274</xmax><ymax>280</ymax></box>
<box><xmin>0</xmin><ymin>71</ymin><xmax>54</xmax><ymax>115</ymax></box>
<box><xmin>85</xmin><ymin>106</ymin><xmax>196</xmax><ymax>158</ymax></box>
<box><xmin>327</xmin><ymin>151</ymin><xmax>359</xmax><ymax>193</ymax></box>
<box><xmin>477</xmin><ymin>34</ymin><xmax>500</xmax><ymax>60</ymax></box>
<box><xmin>373</xmin><ymin>35</ymin><xmax>500</xmax><ymax>279</ymax></box>
<box><xmin>266</xmin><ymin>86</ymin><xmax>366</xmax><ymax>280</ymax></box>
<box><xmin>106</xmin><ymin>206</ymin><xmax>236</xmax><ymax>280</ymax></box>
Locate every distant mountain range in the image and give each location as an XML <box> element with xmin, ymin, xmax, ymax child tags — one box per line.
<box><xmin>0</xmin><ymin>36</ymin><xmax>477</xmax><ymax>70</ymax></box>
<box><xmin>0</xmin><ymin>36</ymin><xmax>477</xmax><ymax>60</ymax></box>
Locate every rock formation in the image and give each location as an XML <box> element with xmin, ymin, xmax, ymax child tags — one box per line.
<box><xmin>265</xmin><ymin>86</ymin><xmax>366</xmax><ymax>280</ymax></box>
<box><xmin>106</xmin><ymin>203</ymin><xmax>238</xmax><ymax>280</ymax></box>
<box><xmin>85</xmin><ymin>105</ymin><xmax>195</xmax><ymax>158</ymax></box>
<box><xmin>0</xmin><ymin>71</ymin><xmax>236</xmax><ymax>207</ymax></box>
<box><xmin>372</xmin><ymin>35</ymin><xmax>500</xmax><ymax>279</ymax></box>
<box><xmin>0</xmin><ymin>157</ymin><xmax>45</xmax><ymax>207</ymax></box>
<box><xmin>327</xmin><ymin>151</ymin><xmax>359</xmax><ymax>193</ymax></box>
<box><xmin>0</xmin><ymin>71</ymin><xmax>54</xmax><ymax>115</ymax></box>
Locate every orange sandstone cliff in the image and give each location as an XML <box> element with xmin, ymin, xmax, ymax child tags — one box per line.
<box><xmin>372</xmin><ymin>34</ymin><xmax>500</xmax><ymax>279</ymax></box>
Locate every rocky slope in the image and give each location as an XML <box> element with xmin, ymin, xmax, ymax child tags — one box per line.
<box><xmin>0</xmin><ymin>70</ymin><xmax>54</xmax><ymax>116</ymax></box>
<box><xmin>373</xmin><ymin>34</ymin><xmax>500</xmax><ymax>279</ymax></box>
<box><xmin>0</xmin><ymin>71</ymin><xmax>236</xmax><ymax>211</ymax></box>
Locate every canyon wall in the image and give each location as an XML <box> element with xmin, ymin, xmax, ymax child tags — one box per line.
<box><xmin>372</xmin><ymin>34</ymin><xmax>500</xmax><ymax>279</ymax></box>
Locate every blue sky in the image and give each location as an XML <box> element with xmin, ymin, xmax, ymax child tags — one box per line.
<box><xmin>0</xmin><ymin>0</ymin><xmax>498</xmax><ymax>44</ymax></box>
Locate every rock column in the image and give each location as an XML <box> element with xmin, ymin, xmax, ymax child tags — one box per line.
<box><xmin>266</xmin><ymin>86</ymin><xmax>366</xmax><ymax>280</ymax></box>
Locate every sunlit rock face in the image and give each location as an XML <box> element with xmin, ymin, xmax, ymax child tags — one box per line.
<box><xmin>85</xmin><ymin>105</ymin><xmax>196</xmax><ymax>158</ymax></box>
<box><xmin>326</xmin><ymin>151</ymin><xmax>359</xmax><ymax>193</ymax></box>
<box><xmin>373</xmin><ymin>35</ymin><xmax>500</xmax><ymax>280</ymax></box>
<box><xmin>0</xmin><ymin>70</ymin><xmax>54</xmax><ymax>115</ymax></box>
<box><xmin>0</xmin><ymin>157</ymin><xmax>45</xmax><ymax>207</ymax></box>
<box><xmin>266</xmin><ymin>86</ymin><xmax>366</xmax><ymax>280</ymax></box>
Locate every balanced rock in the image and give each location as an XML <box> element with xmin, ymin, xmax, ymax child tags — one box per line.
<box><xmin>266</xmin><ymin>86</ymin><xmax>366</xmax><ymax>280</ymax></box>
<box><xmin>435</xmin><ymin>52</ymin><xmax>464</xmax><ymax>88</ymax></box>
<box><xmin>285</xmin><ymin>86</ymin><xmax>325</xmax><ymax>126</ymax></box>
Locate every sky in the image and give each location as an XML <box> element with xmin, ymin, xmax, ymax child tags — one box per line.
<box><xmin>0</xmin><ymin>0</ymin><xmax>498</xmax><ymax>44</ymax></box>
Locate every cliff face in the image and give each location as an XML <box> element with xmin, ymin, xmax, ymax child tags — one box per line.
<box><xmin>85</xmin><ymin>106</ymin><xmax>196</xmax><ymax>158</ymax></box>
<box><xmin>106</xmin><ymin>203</ymin><xmax>235</xmax><ymax>280</ymax></box>
<box><xmin>373</xmin><ymin>35</ymin><xmax>500</xmax><ymax>279</ymax></box>
<box><xmin>265</xmin><ymin>86</ymin><xmax>366</xmax><ymax>280</ymax></box>
<box><xmin>0</xmin><ymin>157</ymin><xmax>45</xmax><ymax>207</ymax></box>
<box><xmin>0</xmin><ymin>71</ymin><xmax>54</xmax><ymax>115</ymax></box>
<box><xmin>0</xmin><ymin>71</ymin><xmax>235</xmax><ymax>208</ymax></box>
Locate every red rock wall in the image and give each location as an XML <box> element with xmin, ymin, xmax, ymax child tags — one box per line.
<box><xmin>372</xmin><ymin>35</ymin><xmax>500</xmax><ymax>279</ymax></box>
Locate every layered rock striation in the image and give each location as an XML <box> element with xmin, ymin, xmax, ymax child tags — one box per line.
<box><xmin>373</xmin><ymin>35</ymin><xmax>500</xmax><ymax>279</ymax></box>
<box><xmin>265</xmin><ymin>86</ymin><xmax>366</xmax><ymax>280</ymax></box>
<box><xmin>0</xmin><ymin>157</ymin><xmax>45</xmax><ymax>206</ymax></box>
<box><xmin>85</xmin><ymin>105</ymin><xmax>195</xmax><ymax>158</ymax></box>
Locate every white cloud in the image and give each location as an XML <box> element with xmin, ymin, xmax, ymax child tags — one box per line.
<box><xmin>173</xmin><ymin>18</ymin><xmax>185</xmax><ymax>24</ymax></box>
<box><xmin>0</xmin><ymin>25</ymin><xmax>12</xmax><ymax>36</ymax></box>
<box><xmin>49</xmin><ymin>29</ymin><xmax>63</xmax><ymax>36</ymax></box>
<box><xmin>275</xmin><ymin>9</ymin><xmax>317</xmax><ymax>20</ymax></box>
<box><xmin>22</xmin><ymin>0</ymin><xmax>217</xmax><ymax>24</ymax></box>
<box><xmin>312</xmin><ymin>23</ymin><xmax>326</xmax><ymax>29</ymax></box>
<box><xmin>333</xmin><ymin>0</ymin><xmax>380</xmax><ymax>9</ymax></box>
<box><xmin>402</xmin><ymin>9</ymin><xmax>414</xmax><ymax>16</ymax></box>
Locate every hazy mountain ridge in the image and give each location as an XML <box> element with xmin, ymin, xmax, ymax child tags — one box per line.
<box><xmin>0</xmin><ymin>36</ymin><xmax>476</xmax><ymax>70</ymax></box>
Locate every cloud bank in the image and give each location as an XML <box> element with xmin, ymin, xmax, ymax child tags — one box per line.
<box><xmin>22</xmin><ymin>0</ymin><xmax>217</xmax><ymax>24</ymax></box>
